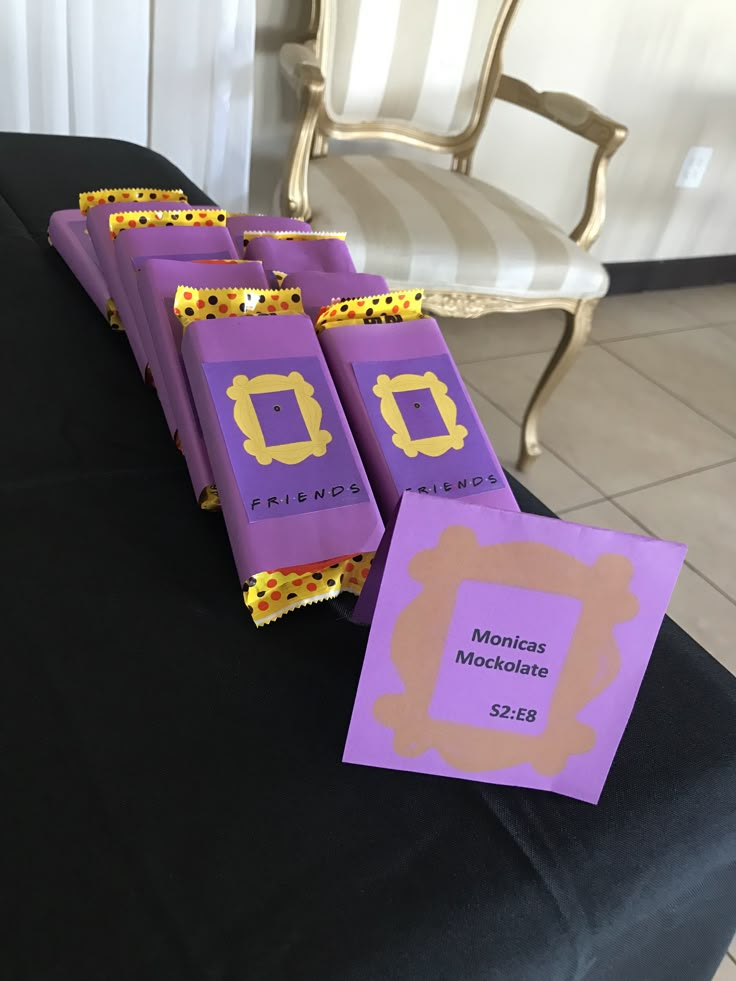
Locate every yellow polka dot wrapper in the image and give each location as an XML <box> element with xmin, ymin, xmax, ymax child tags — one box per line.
<box><xmin>108</xmin><ymin>209</ymin><xmax>227</xmax><ymax>239</ymax></box>
<box><xmin>315</xmin><ymin>289</ymin><xmax>425</xmax><ymax>333</ymax></box>
<box><xmin>80</xmin><ymin>188</ymin><xmax>188</xmax><ymax>213</ymax></box>
<box><xmin>173</xmin><ymin>286</ymin><xmax>305</xmax><ymax>328</ymax></box>
<box><xmin>241</xmin><ymin>230</ymin><xmax>347</xmax><ymax>248</ymax></box>
<box><xmin>105</xmin><ymin>298</ymin><xmax>124</xmax><ymax>332</ymax></box>
<box><xmin>245</xmin><ymin>553</ymin><xmax>374</xmax><ymax>627</ymax></box>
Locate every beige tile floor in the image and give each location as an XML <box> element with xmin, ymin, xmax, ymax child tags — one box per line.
<box><xmin>443</xmin><ymin>284</ymin><xmax>736</xmax><ymax>980</ymax></box>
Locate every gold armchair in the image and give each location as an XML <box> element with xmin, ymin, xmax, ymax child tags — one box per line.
<box><xmin>280</xmin><ymin>0</ymin><xmax>627</xmax><ymax>469</ymax></box>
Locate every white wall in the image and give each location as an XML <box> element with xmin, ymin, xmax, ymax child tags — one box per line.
<box><xmin>252</xmin><ymin>0</ymin><xmax>736</xmax><ymax>263</ymax></box>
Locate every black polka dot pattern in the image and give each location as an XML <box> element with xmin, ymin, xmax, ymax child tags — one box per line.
<box><xmin>316</xmin><ymin>289</ymin><xmax>424</xmax><ymax>332</ymax></box>
<box><xmin>78</xmin><ymin>188</ymin><xmax>189</xmax><ymax>214</ymax></box>
<box><xmin>173</xmin><ymin>286</ymin><xmax>304</xmax><ymax>326</ymax></box>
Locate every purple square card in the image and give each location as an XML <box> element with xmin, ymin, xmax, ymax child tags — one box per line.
<box><xmin>203</xmin><ymin>356</ymin><xmax>370</xmax><ymax>522</ymax></box>
<box><xmin>344</xmin><ymin>492</ymin><xmax>687</xmax><ymax>804</ymax></box>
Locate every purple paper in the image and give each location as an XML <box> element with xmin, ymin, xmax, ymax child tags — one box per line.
<box><xmin>226</xmin><ymin>215</ymin><xmax>311</xmax><ymax>256</ymax></box>
<box><xmin>393</xmin><ymin>388</ymin><xmax>447</xmax><ymax>440</ymax></box>
<box><xmin>251</xmin><ymin>389</ymin><xmax>310</xmax><ymax>444</ymax></box>
<box><xmin>244</xmin><ymin>237</ymin><xmax>356</xmax><ymax>275</ymax></box>
<box><xmin>281</xmin><ymin>272</ymin><xmax>389</xmax><ymax>323</ymax></box>
<box><xmin>319</xmin><ymin>317</ymin><xmax>519</xmax><ymax>519</ymax></box>
<box><xmin>202</xmin><ymin>356</ymin><xmax>369</xmax><ymax>521</ymax></box>
<box><xmin>353</xmin><ymin>354</ymin><xmax>505</xmax><ymax>503</ymax></box>
<box><xmin>86</xmin><ymin>201</ymin><xmax>195</xmax><ymax>375</ymax></box>
<box><xmin>428</xmin><ymin>581</ymin><xmax>579</xmax><ymax>737</ymax></box>
<box><xmin>182</xmin><ymin>314</ymin><xmax>384</xmax><ymax>583</ymax></box>
<box><xmin>48</xmin><ymin>209</ymin><xmax>110</xmax><ymax>316</ymax></box>
<box><xmin>136</xmin><ymin>257</ymin><xmax>269</xmax><ymax>500</ymax></box>
<box><xmin>344</xmin><ymin>492</ymin><xmax>687</xmax><ymax>804</ymax></box>
<box><xmin>114</xmin><ymin>224</ymin><xmax>238</xmax><ymax>384</ymax></box>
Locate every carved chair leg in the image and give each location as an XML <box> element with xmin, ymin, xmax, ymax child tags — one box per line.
<box><xmin>517</xmin><ymin>298</ymin><xmax>597</xmax><ymax>471</ymax></box>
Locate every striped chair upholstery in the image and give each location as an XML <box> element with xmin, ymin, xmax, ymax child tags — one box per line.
<box><xmin>321</xmin><ymin>0</ymin><xmax>507</xmax><ymax>136</ymax></box>
<box><xmin>308</xmin><ymin>155</ymin><xmax>608</xmax><ymax>300</ymax></box>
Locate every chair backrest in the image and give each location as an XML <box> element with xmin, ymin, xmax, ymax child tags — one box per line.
<box><xmin>316</xmin><ymin>0</ymin><xmax>519</xmax><ymax>147</ymax></box>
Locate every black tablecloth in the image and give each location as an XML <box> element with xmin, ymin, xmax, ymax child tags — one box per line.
<box><xmin>2</xmin><ymin>133</ymin><xmax>735</xmax><ymax>981</ymax></box>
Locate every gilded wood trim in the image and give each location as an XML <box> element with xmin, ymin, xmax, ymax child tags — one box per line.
<box><xmin>279</xmin><ymin>49</ymin><xmax>324</xmax><ymax>220</ymax></box>
<box><xmin>496</xmin><ymin>74</ymin><xmax>627</xmax><ymax>250</ymax></box>
<box><xmin>517</xmin><ymin>298</ymin><xmax>597</xmax><ymax>470</ymax></box>
<box><xmin>423</xmin><ymin>291</ymin><xmax>579</xmax><ymax>318</ymax></box>
<box><xmin>422</xmin><ymin>291</ymin><xmax>598</xmax><ymax>474</ymax></box>
<box><xmin>570</xmin><ymin>146</ymin><xmax>613</xmax><ymax>251</ymax></box>
<box><xmin>306</xmin><ymin>0</ymin><xmax>320</xmax><ymax>37</ymax></box>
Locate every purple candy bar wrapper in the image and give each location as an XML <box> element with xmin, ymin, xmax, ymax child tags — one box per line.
<box><xmin>344</xmin><ymin>491</ymin><xmax>687</xmax><ymax>804</ymax></box>
<box><xmin>86</xmin><ymin>201</ymin><xmax>193</xmax><ymax>374</ymax></box>
<box><xmin>318</xmin><ymin>316</ymin><xmax>519</xmax><ymax>519</ymax></box>
<box><xmin>48</xmin><ymin>209</ymin><xmax>110</xmax><ymax>316</ymax></box>
<box><xmin>136</xmin><ymin>258</ymin><xmax>269</xmax><ymax>501</ymax></box>
<box><xmin>182</xmin><ymin>314</ymin><xmax>384</xmax><ymax>584</ymax></box>
<box><xmin>226</xmin><ymin>215</ymin><xmax>311</xmax><ymax>256</ymax></box>
<box><xmin>115</xmin><ymin>225</ymin><xmax>238</xmax><ymax>416</ymax></box>
<box><xmin>282</xmin><ymin>272</ymin><xmax>389</xmax><ymax>323</ymax></box>
<box><xmin>244</xmin><ymin>237</ymin><xmax>356</xmax><ymax>276</ymax></box>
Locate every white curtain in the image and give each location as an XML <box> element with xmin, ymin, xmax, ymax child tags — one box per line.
<box><xmin>0</xmin><ymin>0</ymin><xmax>256</xmax><ymax>210</ymax></box>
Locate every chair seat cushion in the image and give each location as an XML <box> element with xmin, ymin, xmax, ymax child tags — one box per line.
<box><xmin>308</xmin><ymin>155</ymin><xmax>608</xmax><ymax>301</ymax></box>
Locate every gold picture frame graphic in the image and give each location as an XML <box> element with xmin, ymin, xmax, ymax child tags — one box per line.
<box><xmin>372</xmin><ymin>371</ymin><xmax>468</xmax><ymax>458</ymax></box>
<box><xmin>373</xmin><ymin>525</ymin><xmax>639</xmax><ymax>776</ymax></box>
<box><xmin>227</xmin><ymin>370</ymin><xmax>332</xmax><ymax>465</ymax></box>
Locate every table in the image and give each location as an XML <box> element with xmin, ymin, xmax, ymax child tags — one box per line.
<box><xmin>2</xmin><ymin>133</ymin><xmax>735</xmax><ymax>981</ymax></box>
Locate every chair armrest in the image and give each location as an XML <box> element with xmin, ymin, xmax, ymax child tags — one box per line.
<box><xmin>496</xmin><ymin>75</ymin><xmax>627</xmax><ymax>150</ymax></box>
<box><xmin>279</xmin><ymin>43</ymin><xmax>325</xmax><ymax>221</ymax></box>
<box><xmin>495</xmin><ymin>74</ymin><xmax>628</xmax><ymax>249</ymax></box>
<box><xmin>280</xmin><ymin>41</ymin><xmax>322</xmax><ymax>93</ymax></box>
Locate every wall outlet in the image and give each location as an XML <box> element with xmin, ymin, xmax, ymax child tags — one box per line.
<box><xmin>676</xmin><ymin>146</ymin><xmax>713</xmax><ymax>189</ymax></box>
